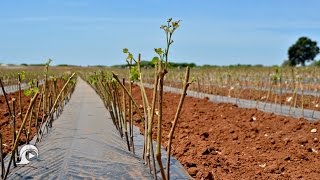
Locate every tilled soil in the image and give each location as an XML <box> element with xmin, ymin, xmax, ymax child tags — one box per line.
<box><xmin>0</xmin><ymin>90</ymin><xmax>38</xmax><ymax>156</ymax></box>
<box><xmin>131</xmin><ymin>84</ymin><xmax>320</xmax><ymax>180</ymax></box>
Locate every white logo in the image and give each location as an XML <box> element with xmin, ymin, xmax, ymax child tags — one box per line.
<box><xmin>17</xmin><ymin>144</ymin><xmax>39</xmax><ymax>165</ymax></box>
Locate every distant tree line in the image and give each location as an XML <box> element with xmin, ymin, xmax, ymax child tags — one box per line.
<box><xmin>20</xmin><ymin>63</ymin><xmax>46</xmax><ymax>66</ymax></box>
<box><xmin>19</xmin><ymin>63</ymin><xmax>80</xmax><ymax>67</ymax></box>
<box><xmin>202</xmin><ymin>64</ymin><xmax>264</xmax><ymax>68</ymax></box>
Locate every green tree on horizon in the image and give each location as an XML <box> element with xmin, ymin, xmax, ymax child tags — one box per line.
<box><xmin>287</xmin><ymin>36</ymin><xmax>320</xmax><ymax>66</ymax></box>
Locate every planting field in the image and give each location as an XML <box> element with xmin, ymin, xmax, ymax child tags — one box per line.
<box><xmin>1</xmin><ymin>21</ymin><xmax>320</xmax><ymax>180</ymax></box>
<box><xmin>142</xmin><ymin>67</ymin><xmax>320</xmax><ymax>114</ymax></box>
<box><xmin>1</xmin><ymin>65</ymin><xmax>320</xmax><ymax>180</ymax></box>
<box><xmin>2</xmin><ymin>1</ymin><xmax>320</xmax><ymax>179</ymax></box>
<box><xmin>131</xmin><ymin>84</ymin><xmax>320</xmax><ymax>179</ymax></box>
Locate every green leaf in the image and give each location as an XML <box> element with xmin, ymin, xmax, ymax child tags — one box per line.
<box><xmin>154</xmin><ymin>48</ymin><xmax>163</xmax><ymax>55</ymax></box>
<box><xmin>126</xmin><ymin>53</ymin><xmax>133</xmax><ymax>60</ymax></box>
<box><xmin>91</xmin><ymin>79</ymin><xmax>97</xmax><ymax>85</ymax></box>
<box><xmin>130</xmin><ymin>66</ymin><xmax>139</xmax><ymax>81</ymax></box>
<box><xmin>50</xmin><ymin>75</ymin><xmax>56</xmax><ymax>81</ymax></box>
<box><xmin>111</xmin><ymin>77</ymin><xmax>117</xmax><ymax>83</ymax></box>
<box><xmin>24</xmin><ymin>89</ymin><xmax>31</xmax><ymax>96</ymax></box>
<box><xmin>123</xmin><ymin>48</ymin><xmax>129</xmax><ymax>53</ymax></box>
<box><xmin>28</xmin><ymin>80</ymin><xmax>33</xmax><ymax>86</ymax></box>
<box><xmin>33</xmin><ymin>87</ymin><xmax>39</xmax><ymax>94</ymax></box>
<box><xmin>151</xmin><ymin>57</ymin><xmax>160</xmax><ymax>65</ymax></box>
<box><xmin>20</xmin><ymin>71</ymin><xmax>26</xmax><ymax>80</ymax></box>
<box><xmin>172</xmin><ymin>21</ymin><xmax>180</xmax><ymax>29</ymax></box>
<box><xmin>191</xmin><ymin>77</ymin><xmax>197</xmax><ymax>83</ymax></box>
<box><xmin>70</xmin><ymin>78</ymin><xmax>76</xmax><ymax>85</ymax></box>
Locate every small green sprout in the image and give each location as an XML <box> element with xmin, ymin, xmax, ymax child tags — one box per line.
<box><xmin>24</xmin><ymin>79</ymin><xmax>39</xmax><ymax>96</ymax></box>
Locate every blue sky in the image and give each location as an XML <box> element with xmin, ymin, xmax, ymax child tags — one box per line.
<box><xmin>0</xmin><ymin>0</ymin><xmax>319</xmax><ymax>66</ymax></box>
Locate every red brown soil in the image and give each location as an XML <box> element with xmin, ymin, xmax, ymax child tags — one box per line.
<box><xmin>131</xmin><ymin>84</ymin><xmax>320</xmax><ymax>180</ymax></box>
<box><xmin>0</xmin><ymin>79</ymin><xmax>65</xmax><ymax>156</ymax></box>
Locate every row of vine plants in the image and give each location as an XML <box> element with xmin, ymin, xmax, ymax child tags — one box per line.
<box><xmin>129</xmin><ymin>66</ymin><xmax>320</xmax><ymax>119</ymax></box>
<box><xmin>80</xmin><ymin>18</ymin><xmax>192</xmax><ymax>180</ymax></box>
<box><xmin>0</xmin><ymin>60</ymin><xmax>77</xmax><ymax>179</ymax></box>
